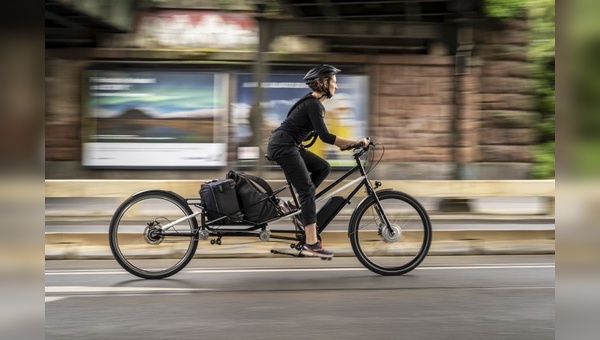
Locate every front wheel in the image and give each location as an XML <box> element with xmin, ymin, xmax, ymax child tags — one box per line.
<box><xmin>349</xmin><ymin>190</ymin><xmax>432</xmax><ymax>275</ymax></box>
<box><xmin>108</xmin><ymin>190</ymin><xmax>199</xmax><ymax>279</ymax></box>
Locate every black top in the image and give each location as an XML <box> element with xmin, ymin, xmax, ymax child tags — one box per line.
<box><xmin>273</xmin><ymin>93</ymin><xmax>337</xmax><ymax>145</ymax></box>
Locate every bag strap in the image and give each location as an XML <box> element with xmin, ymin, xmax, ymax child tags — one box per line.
<box><xmin>226</xmin><ymin>170</ymin><xmax>273</xmax><ymax>196</ymax></box>
<box><xmin>286</xmin><ymin>93</ymin><xmax>316</xmax><ymax>118</ymax></box>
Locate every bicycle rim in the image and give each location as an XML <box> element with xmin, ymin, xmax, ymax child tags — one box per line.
<box><xmin>109</xmin><ymin>192</ymin><xmax>198</xmax><ymax>279</ymax></box>
<box><xmin>349</xmin><ymin>191</ymin><xmax>432</xmax><ymax>275</ymax></box>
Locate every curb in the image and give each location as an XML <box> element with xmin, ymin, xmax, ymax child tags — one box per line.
<box><xmin>45</xmin><ymin>229</ymin><xmax>555</xmax><ymax>260</ymax></box>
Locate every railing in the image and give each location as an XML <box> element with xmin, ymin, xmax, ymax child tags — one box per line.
<box><xmin>45</xmin><ymin>179</ymin><xmax>555</xmax><ymax>216</ymax></box>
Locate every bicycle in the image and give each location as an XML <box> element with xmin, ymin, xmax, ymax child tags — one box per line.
<box><xmin>108</xmin><ymin>139</ymin><xmax>432</xmax><ymax>279</ymax></box>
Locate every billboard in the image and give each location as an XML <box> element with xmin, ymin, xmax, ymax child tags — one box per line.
<box><xmin>82</xmin><ymin>69</ymin><xmax>228</xmax><ymax>168</ymax></box>
<box><xmin>233</xmin><ymin>72</ymin><xmax>368</xmax><ymax>167</ymax></box>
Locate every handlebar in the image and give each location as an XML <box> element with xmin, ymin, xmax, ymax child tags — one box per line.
<box><xmin>340</xmin><ymin>137</ymin><xmax>373</xmax><ymax>151</ymax></box>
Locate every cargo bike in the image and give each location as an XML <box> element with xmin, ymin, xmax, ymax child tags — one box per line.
<box><xmin>108</xmin><ymin>140</ymin><xmax>432</xmax><ymax>279</ymax></box>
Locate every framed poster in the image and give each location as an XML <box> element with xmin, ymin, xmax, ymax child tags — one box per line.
<box><xmin>82</xmin><ymin>69</ymin><xmax>228</xmax><ymax>168</ymax></box>
<box><xmin>233</xmin><ymin>72</ymin><xmax>368</xmax><ymax>167</ymax></box>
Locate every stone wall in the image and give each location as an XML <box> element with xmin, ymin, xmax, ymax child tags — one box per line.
<box><xmin>45</xmin><ymin>58</ymin><xmax>90</xmax><ymax>162</ymax></box>
<box><xmin>44</xmin><ymin>19</ymin><xmax>537</xmax><ymax>179</ymax></box>
<box><xmin>373</xmin><ymin>55</ymin><xmax>483</xmax><ymax>167</ymax></box>
<box><xmin>476</xmin><ymin>18</ymin><xmax>538</xmax><ymax>163</ymax></box>
<box><xmin>374</xmin><ymin>56</ymin><xmax>455</xmax><ymax>163</ymax></box>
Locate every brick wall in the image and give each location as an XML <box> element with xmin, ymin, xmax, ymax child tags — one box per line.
<box><xmin>373</xmin><ymin>56</ymin><xmax>457</xmax><ymax>163</ymax></box>
<box><xmin>45</xmin><ymin>59</ymin><xmax>90</xmax><ymax>162</ymax></box>
<box><xmin>476</xmin><ymin>18</ymin><xmax>538</xmax><ymax>162</ymax></box>
<box><xmin>44</xmin><ymin>19</ymin><xmax>537</xmax><ymax>179</ymax></box>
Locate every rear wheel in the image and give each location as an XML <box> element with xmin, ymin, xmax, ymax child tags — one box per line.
<box><xmin>108</xmin><ymin>190</ymin><xmax>199</xmax><ymax>279</ymax></box>
<box><xmin>349</xmin><ymin>190</ymin><xmax>432</xmax><ymax>275</ymax></box>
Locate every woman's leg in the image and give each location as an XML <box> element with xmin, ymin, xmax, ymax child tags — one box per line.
<box><xmin>272</xmin><ymin>147</ymin><xmax>317</xmax><ymax>230</ymax></box>
<box><xmin>300</xmin><ymin>148</ymin><xmax>331</xmax><ymax>189</ymax></box>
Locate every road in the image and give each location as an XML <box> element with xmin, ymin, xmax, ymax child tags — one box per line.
<box><xmin>45</xmin><ymin>255</ymin><xmax>555</xmax><ymax>340</ymax></box>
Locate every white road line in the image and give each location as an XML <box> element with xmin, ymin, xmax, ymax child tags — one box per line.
<box><xmin>45</xmin><ymin>264</ymin><xmax>555</xmax><ymax>276</ymax></box>
<box><xmin>45</xmin><ymin>296</ymin><xmax>67</xmax><ymax>303</ymax></box>
<box><xmin>418</xmin><ymin>265</ymin><xmax>555</xmax><ymax>270</ymax></box>
<box><xmin>45</xmin><ymin>286</ymin><xmax>214</xmax><ymax>294</ymax></box>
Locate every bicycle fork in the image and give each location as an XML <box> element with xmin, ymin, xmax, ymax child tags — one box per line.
<box><xmin>365</xmin><ymin>184</ymin><xmax>398</xmax><ymax>240</ymax></box>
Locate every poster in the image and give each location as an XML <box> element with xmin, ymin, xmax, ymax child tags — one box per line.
<box><xmin>82</xmin><ymin>69</ymin><xmax>228</xmax><ymax>168</ymax></box>
<box><xmin>233</xmin><ymin>72</ymin><xmax>368</xmax><ymax>167</ymax></box>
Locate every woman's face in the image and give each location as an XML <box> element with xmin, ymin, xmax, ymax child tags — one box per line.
<box><xmin>327</xmin><ymin>75</ymin><xmax>338</xmax><ymax>96</ymax></box>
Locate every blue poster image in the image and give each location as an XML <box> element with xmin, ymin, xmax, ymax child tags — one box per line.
<box><xmin>83</xmin><ymin>69</ymin><xmax>228</xmax><ymax>167</ymax></box>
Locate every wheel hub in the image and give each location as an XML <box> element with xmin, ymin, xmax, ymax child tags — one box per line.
<box><xmin>380</xmin><ymin>224</ymin><xmax>402</xmax><ymax>243</ymax></box>
<box><xmin>144</xmin><ymin>225</ymin><xmax>164</xmax><ymax>245</ymax></box>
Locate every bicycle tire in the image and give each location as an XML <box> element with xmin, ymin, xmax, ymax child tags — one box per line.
<box><xmin>108</xmin><ymin>190</ymin><xmax>199</xmax><ymax>279</ymax></box>
<box><xmin>349</xmin><ymin>190</ymin><xmax>432</xmax><ymax>276</ymax></box>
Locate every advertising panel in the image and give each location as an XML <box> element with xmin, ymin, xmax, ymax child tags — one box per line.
<box><xmin>233</xmin><ymin>72</ymin><xmax>368</xmax><ymax>167</ymax></box>
<box><xmin>82</xmin><ymin>69</ymin><xmax>228</xmax><ymax>168</ymax></box>
<box><xmin>135</xmin><ymin>10</ymin><xmax>257</xmax><ymax>49</ymax></box>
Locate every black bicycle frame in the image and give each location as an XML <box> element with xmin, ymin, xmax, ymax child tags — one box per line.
<box><xmin>159</xmin><ymin>146</ymin><xmax>393</xmax><ymax>242</ymax></box>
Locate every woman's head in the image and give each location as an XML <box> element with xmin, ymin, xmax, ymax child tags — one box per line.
<box><xmin>303</xmin><ymin>64</ymin><xmax>341</xmax><ymax>99</ymax></box>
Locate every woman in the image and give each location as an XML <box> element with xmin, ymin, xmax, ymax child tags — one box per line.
<box><xmin>266</xmin><ymin>64</ymin><xmax>369</xmax><ymax>258</ymax></box>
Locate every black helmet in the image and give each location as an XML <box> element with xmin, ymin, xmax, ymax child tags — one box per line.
<box><xmin>302</xmin><ymin>64</ymin><xmax>341</xmax><ymax>82</ymax></box>
<box><xmin>303</xmin><ymin>64</ymin><xmax>341</xmax><ymax>99</ymax></box>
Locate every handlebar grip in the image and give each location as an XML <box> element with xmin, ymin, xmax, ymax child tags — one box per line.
<box><xmin>341</xmin><ymin>141</ymin><xmax>366</xmax><ymax>151</ymax></box>
<box><xmin>340</xmin><ymin>143</ymin><xmax>356</xmax><ymax>151</ymax></box>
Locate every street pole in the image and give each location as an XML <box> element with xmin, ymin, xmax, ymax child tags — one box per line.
<box><xmin>254</xmin><ymin>3</ymin><xmax>268</xmax><ymax>177</ymax></box>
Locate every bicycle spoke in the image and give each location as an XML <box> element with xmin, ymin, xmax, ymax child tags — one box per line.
<box><xmin>349</xmin><ymin>191</ymin><xmax>431</xmax><ymax>275</ymax></box>
<box><xmin>109</xmin><ymin>191</ymin><xmax>199</xmax><ymax>279</ymax></box>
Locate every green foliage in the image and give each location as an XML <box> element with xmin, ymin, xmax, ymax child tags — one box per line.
<box><xmin>528</xmin><ymin>0</ymin><xmax>555</xmax><ymax>178</ymax></box>
<box><xmin>486</xmin><ymin>1</ymin><xmax>555</xmax><ymax>178</ymax></box>
<box><xmin>531</xmin><ymin>142</ymin><xmax>555</xmax><ymax>179</ymax></box>
<box><xmin>484</xmin><ymin>0</ymin><xmax>530</xmax><ymax>18</ymax></box>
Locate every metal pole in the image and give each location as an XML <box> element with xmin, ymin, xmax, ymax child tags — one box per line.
<box><xmin>254</xmin><ymin>3</ymin><xmax>268</xmax><ymax>177</ymax></box>
<box><xmin>452</xmin><ymin>21</ymin><xmax>473</xmax><ymax>180</ymax></box>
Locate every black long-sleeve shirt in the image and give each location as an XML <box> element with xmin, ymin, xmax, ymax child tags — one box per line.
<box><xmin>273</xmin><ymin>93</ymin><xmax>337</xmax><ymax>145</ymax></box>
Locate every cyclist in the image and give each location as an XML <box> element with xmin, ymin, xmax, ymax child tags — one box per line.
<box><xmin>266</xmin><ymin>64</ymin><xmax>369</xmax><ymax>258</ymax></box>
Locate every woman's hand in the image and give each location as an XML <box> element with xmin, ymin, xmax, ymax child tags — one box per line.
<box><xmin>356</xmin><ymin>137</ymin><xmax>370</xmax><ymax>148</ymax></box>
<box><xmin>339</xmin><ymin>137</ymin><xmax>370</xmax><ymax>151</ymax></box>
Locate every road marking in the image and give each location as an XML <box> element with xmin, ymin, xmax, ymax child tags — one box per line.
<box><xmin>418</xmin><ymin>264</ymin><xmax>555</xmax><ymax>270</ymax></box>
<box><xmin>45</xmin><ymin>286</ymin><xmax>214</xmax><ymax>294</ymax></box>
<box><xmin>45</xmin><ymin>264</ymin><xmax>555</xmax><ymax>276</ymax></box>
<box><xmin>45</xmin><ymin>296</ymin><xmax>67</xmax><ymax>303</ymax></box>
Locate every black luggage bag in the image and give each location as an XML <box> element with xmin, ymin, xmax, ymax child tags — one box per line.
<box><xmin>199</xmin><ymin>179</ymin><xmax>244</xmax><ymax>224</ymax></box>
<box><xmin>226</xmin><ymin>170</ymin><xmax>280</xmax><ymax>223</ymax></box>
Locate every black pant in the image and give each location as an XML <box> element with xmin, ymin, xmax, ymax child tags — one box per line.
<box><xmin>267</xmin><ymin>130</ymin><xmax>331</xmax><ymax>226</ymax></box>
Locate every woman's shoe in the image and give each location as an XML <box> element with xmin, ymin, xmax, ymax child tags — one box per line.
<box><xmin>302</xmin><ymin>241</ymin><xmax>334</xmax><ymax>258</ymax></box>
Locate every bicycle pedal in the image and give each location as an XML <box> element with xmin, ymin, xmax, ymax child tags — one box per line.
<box><xmin>270</xmin><ymin>249</ymin><xmax>304</xmax><ymax>258</ymax></box>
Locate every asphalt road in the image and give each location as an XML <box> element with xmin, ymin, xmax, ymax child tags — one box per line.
<box><xmin>45</xmin><ymin>255</ymin><xmax>555</xmax><ymax>340</ymax></box>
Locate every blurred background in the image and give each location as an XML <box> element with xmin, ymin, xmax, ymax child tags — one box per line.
<box><xmin>41</xmin><ymin>0</ymin><xmax>555</xmax><ymax>182</ymax></box>
<box><xmin>4</xmin><ymin>0</ymin><xmax>600</xmax><ymax>339</ymax></box>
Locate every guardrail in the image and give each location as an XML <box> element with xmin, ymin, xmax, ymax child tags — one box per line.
<box><xmin>45</xmin><ymin>179</ymin><xmax>555</xmax><ymax>216</ymax></box>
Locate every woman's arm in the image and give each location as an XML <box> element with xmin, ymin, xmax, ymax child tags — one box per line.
<box><xmin>334</xmin><ymin>136</ymin><xmax>369</xmax><ymax>150</ymax></box>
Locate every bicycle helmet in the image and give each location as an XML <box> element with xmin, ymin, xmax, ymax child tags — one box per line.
<box><xmin>302</xmin><ymin>64</ymin><xmax>341</xmax><ymax>82</ymax></box>
<box><xmin>303</xmin><ymin>64</ymin><xmax>341</xmax><ymax>99</ymax></box>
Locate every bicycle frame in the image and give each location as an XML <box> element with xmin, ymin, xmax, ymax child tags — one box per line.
<box><xmin>109</xmin><ymin>142</ymin><xmax>432</xmax><ymax>278</ymax></box>
<box><xmin>156</xmin><ymin>145</ymin><xmax>392</xmax><ymax>244</ymax></box>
